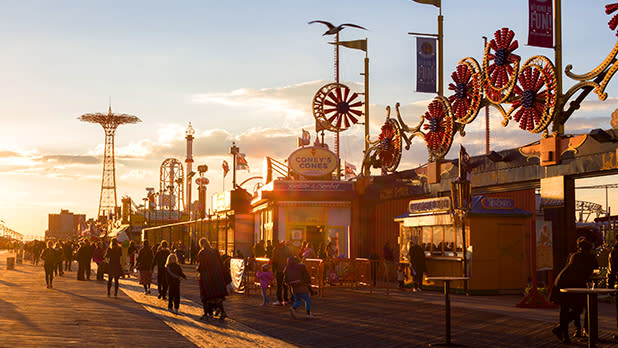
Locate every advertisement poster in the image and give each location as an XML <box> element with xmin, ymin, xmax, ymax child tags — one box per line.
<box><xmin>536</xmin><ymin>220</ymin><xmax>553</xmax><ymax>271</ymax></box>
<box><xmin>528</xmin><ymin>0</ymin><xmax>553</xmax><ymax>48</ymax></box>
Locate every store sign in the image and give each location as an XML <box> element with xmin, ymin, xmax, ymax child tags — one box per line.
<box><xmin>288</xmin><ymin>146</ymin><xmax>338</xmax><ymax>177</ymax></box>
<box><xmin>408</xmin><ymin>197</ymin><xmax>451</xmax><ymax>214</ymax></box>
<box><xmin>540</xmin><ymin>176</ymin><xmax>564</xmax><ymax>208</ymax></box>
<box><xmin>212</xmin><ymin>191</ymin><xmax>231</xmax><ymax>212</ymax></box>
<box><xmin>481</xmin><ymin>198</ymin><xmax>514</xmax><ymax>210</ymax></box>
<box><xmin>274</xmin><ymin>180</ymin><xmax>353</xmax><ymax>192</ymax></box>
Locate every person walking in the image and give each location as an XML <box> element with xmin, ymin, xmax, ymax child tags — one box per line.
<box><xmin>128</xmin><ymin>240</ymin><xmax>137</xmax><ymax>276</ymax></box>
<box><xmin>83</xmin><ymin>239</ymin><xmax>94</xmax><ymax>280</ymax></box>
<box><xmin>196</xmin><ymin>238</ymin><xmax>228</xmax><ymax>321</ymax></box>
<box><xmin>256</xmin><ymin>263</ymin><xmax>274</xmax><ymax>306</ymax></box>
<box><xmin>137</xmin><ymin>240</ymin><xmax>155</xmax><ymax>294</ymax></box>
<box><xmin>93</xmin><ymin>241</ymin><xmax>106</xmax><ymax>281</ymax></box>
<box><xmin>284</xmin><ymin>256</ymin><xmax>313</xmax><ymax>319</ymax></box>
<box><xmin>272</xmin><ymin>240</ymin><xmax>291</xmax><ymax>306</ymax></box>
<box><xmin>54</xmin><ymin>242</ymin><xmax>64</xmax><ymax>276</ymax></box>
<box><xmin>408</xmin><ymin>239</ymin><xmax>426</xmax><ymax>292</ymax></box>
<box><xmin>165</xmin><ymin>253</ymin><xmax>186</xmax><ymax>314</ymax></box>
<box><xmin>607</xmin><ymin>239</ymin><xmax>618</xmax><ymax>340</ymax></box>
<box><xmin>62</xmin><ymin>240</ymin><xmax>73</xmax><ymax>272</ymax></box>
<box><xmin>550</xmin><ymin>236</ymin><xmax>598</xmax><ymax>344</ymax></box>
<box><xmin>40</xmin><ymin>241</ymin><xmax>58</xmax><ymax>289</ymax></box>
<box><xmin>75</xmin><ymin>241</ymin><xmax>89</xmax><ymax>281</ymax></box>
<box><xmin>154</xmin><ymin>240</ymin><xmax>171</xmax><ymax>300</ymax></box>
<box><xmin>104</xmin><ymin>238</ymin><xmax>123</xmax><ymax>297</ymax></box>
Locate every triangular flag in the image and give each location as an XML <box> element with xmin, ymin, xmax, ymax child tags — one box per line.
<box><xmin>333</xmin><ymin>39</ymin><xmax>367</xmax><ymax>52</ymax></box>
<box><xmin>412</xmin><ymin>0</ymin><xmax>440</xmax><ymax>7</ymax></box>
<box><xmin>222</xmin><ymin>160</ymin><xmax>230</xmax><ymax>178</ymax></box>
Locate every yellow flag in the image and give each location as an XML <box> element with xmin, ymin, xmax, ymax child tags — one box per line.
<box><xmin>413</xmin><ymin>0</ymin><xmax>440</xmax><ymax>7</ymax></box>
<box><xmin>332</xmin><ymin>39</ymin><xmax>367</xmax><ymax>52</ymax></box>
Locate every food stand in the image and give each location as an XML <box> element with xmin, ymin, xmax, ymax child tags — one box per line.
<box><xmin>395</xmin><ymin>196</ymin><xmax>532</xmax><ymax>294</ymax></box>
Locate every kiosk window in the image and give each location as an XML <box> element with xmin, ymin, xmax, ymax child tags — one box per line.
<box><xmin>431</xmin><ymin>226</ymin><xmax>443</xmax><ymax>256</ymax></box>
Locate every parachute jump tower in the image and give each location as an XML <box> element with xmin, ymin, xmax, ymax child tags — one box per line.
<box><xmin>79</xmin><ymin>105</ymin><xmax>141</xmax><ymax>220</ymax></box>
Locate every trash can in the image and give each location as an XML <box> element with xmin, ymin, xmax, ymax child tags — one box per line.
<box><xmin>7</xmin><ymin>257</ymin><xmax>15</xmax><ymax>270</ymax></box>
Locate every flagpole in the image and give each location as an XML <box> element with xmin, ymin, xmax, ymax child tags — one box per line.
<box><xmin>364</xmin><ymin>40</ymin><xmax>370</xmax><ymax>155</ymax></box>
<box><xmin>437</xmin><ymin>4</ymin><xmax>443</xmax><ymax>96</ymax></box>
<box><xmin>554</xmin><ymin>0</ymin><xmax>563</xmax><ymax>134</ymax></box>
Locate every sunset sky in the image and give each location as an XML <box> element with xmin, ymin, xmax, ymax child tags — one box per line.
<box><xmin>1</xmin><ymin>1</ymin><xmax>618</xmax><ymax>238</ymax></box>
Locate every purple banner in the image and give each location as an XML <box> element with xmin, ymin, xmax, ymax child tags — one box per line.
<box><xmin>528</xmin><ymin>0</ymin><xmax>553</xmax><ymax>48</ymax></box>
<box><xmin>416</xmin><ymin>37</ymin><xmax>436</xmax><ymax>93</ymax></box>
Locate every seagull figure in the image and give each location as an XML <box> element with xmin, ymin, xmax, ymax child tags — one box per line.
<box><xmin>308</xmin><ymin>20</ymin><xmax>367</xmax><ymax>35</ymax></box>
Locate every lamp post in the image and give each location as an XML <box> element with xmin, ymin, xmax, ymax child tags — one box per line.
<box><xmin>230</xmin><ymin>142</ymin><xmax>239</xmax><ymax>189</ymax></box>
<box><xmin>451</xmin><ymin>178</ymin><xmax>471</xmax><ymax>294</ymax></box>
<box><xmin>197</xmin><ymin>165</ymin><xmax>208</xmax><ymax>219</ymax></box>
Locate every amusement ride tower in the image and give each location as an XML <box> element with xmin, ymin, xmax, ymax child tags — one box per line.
<box><xmin>79</xmin><ymin>105</ymin><xmax>141</xmax><ymax>220</ymax></box>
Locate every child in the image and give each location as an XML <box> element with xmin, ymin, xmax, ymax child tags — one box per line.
<box><xmin>284</xmin><ymin>256</ymin><xmax>314</xmax><ymax>319</ymax></box>
<box><xmin>396</xmin><ymin>264</ymin><xmax>405</xmax><ymax>290</ymax></box>
<box><xmin>165</xmin><ymin>253</ymin><xmax>186</xmax><ymax>314</ymax></box>
<box><xmin>256</xmin><ymin>263</ymin><xmax>274</xmax><ymax>306</ymax></box>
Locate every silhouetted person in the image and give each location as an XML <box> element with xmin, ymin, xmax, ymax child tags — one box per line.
<box><xmin>105</xmin><ymin>238</ymin><xmax>123</xmax><ymax>297</ymax></box>
<box><xmin>154</xmin><ymin>240</ymin><xmax>171</xmax><ymax>300</ymax></box>
<box><xmin>551</xmin><ymin>237</ymin><xmax>598</xmax><ymax>344</ymax></box>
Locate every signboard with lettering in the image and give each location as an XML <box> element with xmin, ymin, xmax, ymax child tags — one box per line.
<box><xmin>540</xmin><ymin>176</ymin><xmax>564</xmax><ymax>208</ymax></box>
<box><xmin>288</xmin><ymin>146</ymin><xmax>338</xmax><ymax>177</ymax></box>
<box><xmin>274</xmin><ymin>181</ymin><xmax>353</xmax><ymax>192</ymax></box>
<box><xmin>212</xmin><ymin>191</ymin><xmax>231</xmax><ymax>212</ymax></box>
<box><xmin>481</xmin><ymin>198</ymin><xmax>515</xmax><ymax>210</ymax></box>
<box><xmin>408</xmin><ymin>197</ymin><xmax>451</xmax><ymax>214</ymax></box>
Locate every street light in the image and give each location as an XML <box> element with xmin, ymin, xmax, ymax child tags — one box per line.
<box><xmin>230</xmin><ymin>142</ymin><xmax>239</xmax><ymax>189</ymax></box>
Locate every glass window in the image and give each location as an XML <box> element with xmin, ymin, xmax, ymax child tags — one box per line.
<box><xmin>432</xmin><ymin>226</ymin><xmax>443</xmax><ymax>256</ymax></box>
<box><xmin>444</xmin><ymin>225</ymin><xmax>455</xmax><ymax>256</ymax></box>
<box><xmin>455</xmin><ymin>223</ymin><xmax>464</xmax><ymax>257</ymax></box>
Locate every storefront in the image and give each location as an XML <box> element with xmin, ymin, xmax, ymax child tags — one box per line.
<box><xmin>252</xmin><ymin>180</ymin><xmax>355</xmax><ymax>257</ymax></box>
<box><xmin>395</xmin><ymin>195</ymin><xmax>532</xmax><ymax>294</ymax></box>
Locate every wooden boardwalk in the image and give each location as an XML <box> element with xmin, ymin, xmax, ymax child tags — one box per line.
<box><xmin>2</xmin><ymin>251</ymin><xmax>618</xmax><ymax>348</ymax></box>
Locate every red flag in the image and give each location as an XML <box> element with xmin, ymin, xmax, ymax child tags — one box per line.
<box><xmin>528</xmin><ymin>0</ymin><xmax>553</xmax><ymax>48</ymax></box>
<box><xmin>222</xmin><ymin>160</ymin><xmax>230</xmax><ymax>178</ymax></box>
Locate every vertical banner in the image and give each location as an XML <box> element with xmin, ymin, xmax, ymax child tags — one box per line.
<box><xmin>528</xmin><ymin>0</ymin><xmax>553</xmax><ymax>48</ymax></box>
<box><xmin>416</xmin><ymin>37</ymin><xmax>437</xmax><ymax>93</ymax></box>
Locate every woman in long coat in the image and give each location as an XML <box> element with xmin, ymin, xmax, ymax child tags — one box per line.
<box><xmin>196</xmin><ymin>238</ymin><xmax>228</xmax><ymax>320</ymax></box>
<box><xmin>104</xmin><ymin>238</ymin><xmax>123</xmax><ymax>297</ymax></box>
<box><xmin>408</xmin><ymin>239</ymin><xmax>426</xmax><ymax>292</ymax></box>
<box><xmin>137</xmin><ymin>240</ymin><xmax>154</xmax><ymax>294</ymax></box>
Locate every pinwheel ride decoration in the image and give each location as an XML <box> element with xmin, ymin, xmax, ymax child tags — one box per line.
<box><xmin>312</xmin><ymin>83</ymin><xmax>363</xmax><ymax>132</ymax></box>
<box><xmin>448</xmin><ymin>58</ymin><xmax>482</xmax><ymax>125</ymax></box>
<box><xmin>482</xmin><ymin>28</ymin><xmax>520</xmax><ymax>104</ymax></box>
<box><xmin>423</xmin><ymin>97</ymin><xmax>454</xmax><ymax>161</ymax></box>
<box><xmin>508</xmin><ymin>56</ymin><xmax>557</xmax><ymax>132</ymax></box>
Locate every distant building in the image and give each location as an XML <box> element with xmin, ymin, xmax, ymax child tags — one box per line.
<box><xmin>46</xmin><ymin>209</ymin><xmax>86</xmax><ymax>240</ymax></box>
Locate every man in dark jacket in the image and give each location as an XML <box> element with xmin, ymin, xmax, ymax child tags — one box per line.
<box><xmin>75</xmin><ymin>241</ymin><xmax>90</xmax><ymax>281</ymax></box>
<box><xmin>84</xmin><ymin>240</ymin><xmax>94</xmax><ymax>280</ymax></box>
<box><xmin>408</xmin><ymin>239</ymin><xmax>426</xmax><ymax>292</ymax></box>
<box><xmin>551</xmin><ymin>237</ymin><xmax>598</xmax><ymax>343</ymax></box>
<box><xmin>154</xmin><ymin>241</ymin><xmax>171</xmax><ymax>300</ymax></box>
<box><xmin>284</xmin><ymin>256</ymin><xmax>313</xmax><ymax>319</ymax></box>
<box><xmin>272</xmin><ymin>241</ymin><xmax>292</xmax><ymax>305</ymax></box>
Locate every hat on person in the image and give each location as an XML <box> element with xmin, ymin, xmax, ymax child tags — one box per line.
<box><xmin>262</xmin><ymin>263</ymin><xmax>271</xmax><ymax>271</ymax></box>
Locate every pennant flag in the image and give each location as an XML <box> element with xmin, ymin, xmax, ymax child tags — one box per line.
<box><xmin>416</xmin><ymin>37</ymin><xmax>437</xmax><ymax>93</ymax></box>
<box><xmin>222</xmin><ymin>160</ymin><xmax>230</xmax><ymax>178</ymax></box>
<box><xmin>333</xmin><ymin>39</ymin><xmax>367</xmax><ymax>52</ymax></box>
<box><xmin>236</xmin><ymin>153</ymin><xmax>250</xmax><ymax>172</ymax></box>
<box><xmin>344</xmin><ymin>161</ymin><xmax>357</xmax><ymax>180</ymax></box>
<box><xmin>528</xmin><ymin>0</ymin><xmax>553</xmax><ymax>48</ymax></box>
<box><xmin>412</xmin><ymin>0</ymin><xmax>440</xmax><ymax>7</ymax></box>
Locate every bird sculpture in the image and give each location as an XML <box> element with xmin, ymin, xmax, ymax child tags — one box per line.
<box><xmin>308</xmin><ymin>20</ymin><xmax>367</xmax><ymax>35</ymax></box>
